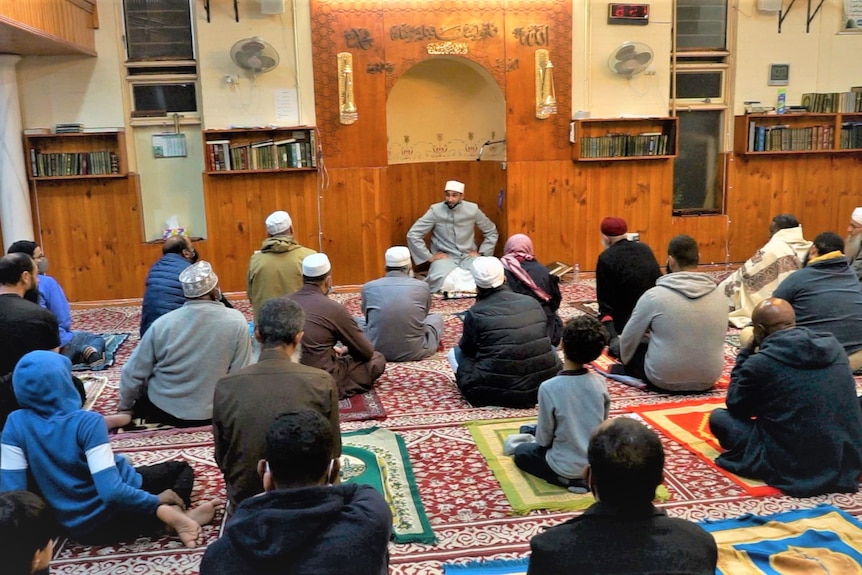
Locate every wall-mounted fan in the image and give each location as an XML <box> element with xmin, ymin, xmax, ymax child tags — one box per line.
<box><xmin>230</xmin><ymin>37</ymin><xmax>280</xmax><ymax>75</ymax></box>
<box><xmin>608</xmin><ymin>42</ymin><xmax>654</xmax><ymax>77</ymax></box>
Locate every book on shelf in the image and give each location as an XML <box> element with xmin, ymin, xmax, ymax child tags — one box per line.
<box><xmin>546</xmin><ymin>261</ymin><xmax>574</xmax><ymax>278</ymax></box>
<box><xmin>23</xmin><ymin>128</ymin><xmax>51</xmax><ymax>135</ymax></box>
<box><xmin>81</xmin><ymin>127</ymin><xmax>122</xmax><ymax>133</ymax></box>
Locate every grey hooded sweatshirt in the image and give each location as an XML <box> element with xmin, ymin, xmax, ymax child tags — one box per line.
<box><xmin>620</xmin><ymin>271</ymin><xmax>727</xmax><ymax>391</ymax></box>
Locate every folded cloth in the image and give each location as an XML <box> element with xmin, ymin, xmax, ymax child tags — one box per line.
<box><xmin>503</xmin><ymin>433</ymin><xmax>536</xmax><ymax>456</ymax></box>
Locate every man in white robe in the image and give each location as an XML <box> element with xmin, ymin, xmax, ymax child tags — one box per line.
<box><xmin>719</xmin><ymin>214</ymin><xmax>812</xmax><ymax>328</ymax></box>
<box><xmin>845</xmin><ymin>207</ymin><xmax>862</xmax><ymax>284</ymax></box>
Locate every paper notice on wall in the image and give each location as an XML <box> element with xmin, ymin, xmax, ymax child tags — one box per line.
<box><xmin>844</xmin><ymin>0</ymin><xmax>862</xmax><ymax>29</ymax></box>
<box><xmin>275</xmin><ymin>88</ymin><xmax>299</xmax><ymax>125</ymax></box>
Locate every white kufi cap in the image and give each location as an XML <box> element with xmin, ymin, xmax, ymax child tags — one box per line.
<box><xmin>852</xmin><ymin>207</ymin><xmax>862</xmax><ymax>226</ymax></box>
<box><xmin>179</xmin><ymin>260</ymin><xmax>219</xmax><ymax>298</ymax></box>
<box><xmin>445</xmin><ymin>180</ymin><xmax>465</xmax><ymax>195</ymax></box>
<box><xmin>472</xmin><ymin>256</ymin><xmax>505</xmax><ymax>289</ymax></box>
<box><xmin>265</xmin><ymin>210</ymin><xmax>292</xmax><ymax>235</ymax></box>
<box><xmin>385</xmin><ymin>246</ymin><xmax>412</xmax><ymax>268</ymax></box>
<box><xmin>302</xmin><ymin>253</ymin><xmax>331</xmax><ymax>277</ymax></box>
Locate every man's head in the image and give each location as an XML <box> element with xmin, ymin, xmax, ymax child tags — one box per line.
<box><xmin>769</xmin><ymin>214</ymin><xmax>800</xmax><ymax>236</ymax></box>
<box><xmin>0</xmin><ymin>253</ymin><xmax>39</xmax><ymax>302</ymax></box>
<box><xmin>265</xmin><ymin>211</ymin><xmax>293</xmax><ymax>237</ymax></box>
<box><xmin>443</xmin><ymin>180</ymin><xmax>466</xmax><ymax>209</ymax></box>
<box><xmin>256</xmin><ymin>297</ymin><xmax>305</xmax><ymax>359</ymax></box>
<box><xmin>0</xmin><ymin>491</ymin><xmax>55</xmax><ymax>575</ymax></box>
<box><xmin>260</xmin><ymin>409</ymin><xmax>339</xmax><ymax>490</ymax></box>
<box><xmin>178</xmin><ymin>260</ymin><xmax>220</xmax><ymax>301</ymax></box>
<box><xmin>806</xmin><ymin>231</ymin><xmax>845</xmax><ymax>265</ymax></box>
<box><xmin>849</xmin><ymin>208</ymin><xmax>862</xmax><ymax>236</ymax></box>
<box><xmin>561</xmin><ymin>315</ymin><xmax>608</xmax><ymax>367</ymax></box>
<box><xmin>384</xmin><ymin>246</ymin><xmax>412</xmax><ymax>273</ymax></box>
<box><xmin>846</xmin><ymin>208</ymin><xmax>862</xmax><ymax>261</ymax></box>
<box><xmin>162</xmin><ymin>235</ymin><xmax>198</xmax><ymax>263</ymax></box>
<box><xmin>666</xmin><ymin>234</ymin><xmax>699</xmax><ymax>273</ymax></box>
<box><xmin>302</xmin><ymin>253</ymin><xmax>333</xmax><ymax>294</ymax></box>
<box><xmin>471</xmin><ymin>256</ymin><xmax>505</xmax><ymax>293</ymax></box>
<box><xmin>7</xmin><ymin>240</ymin><xmax>49</xmax><ymax>275</ymax></box>
<box><xmin>586</xmin><ymin>417</ymin><xmax>664</xmax><ymax>507</ymax></box>
<box><xmin>751</xmin><ymin>297</ymin><xmax>796</xmax><ymax>348</ymax></box>
<box><xmin>600</xmin><ymin>217</ymin><xmax>628</xmax><ymax>249</ymax></box>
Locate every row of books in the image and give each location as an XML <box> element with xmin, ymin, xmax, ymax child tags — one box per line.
<box><xmin>840</xmin><ymin>122</ymin><xmax>862</xmax><ymax>150</ymax></box>
<box><xmin>206</xmin><ymin>134</ymin><xmax>318</xmax><ymax>171</ymax></box>
<box><xmin>29</xmin><ymin>150</ymin><xmax>120</xmax><ymax>177</ymax></box>
<box><xmin>801</xmin><ymin>89</ymin><xmax>862</xmax><ymax>113</ymax></box>
<box><xmin>579</xmin><ymin>133</ymin><xmax>670</xmax><ymax>158</ymax></box>
<box><xmin>746</xmin><ymin>122</ymin><xmax>835</xmax><ymax>152</ymax></box>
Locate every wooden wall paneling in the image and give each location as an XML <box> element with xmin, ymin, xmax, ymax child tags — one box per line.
<box><xmin>310</xmin><ymin>1</ymin><xmax>387</xmax><ymax>169</ymax></box>
<box><xmin>504</xmin><ymin>0</ymin><xmax>572</xmax><ymax>162</ymax></box>
<box><xmin>670</xmin><ymin>214</ymin><xmax>731</xmax><ymax>265</ymax></box>
<box><xmin>32</xmin><ymin>175</ymin><xmax>158</xmax><ymax>301</ymax></box>
<box><xmin>0</xmin><ymin>0</ymin><xmax>96</xmax><ymax>55</ymax></box>
<box><xmin>320</xmin><ymin>168</ymin><xmax>386</xmax><ymax>285</ymax></box>
<box><xmin>726</xmin><ymin>154</ymin><xmax>862</xmax><ymax>261</ymax></box>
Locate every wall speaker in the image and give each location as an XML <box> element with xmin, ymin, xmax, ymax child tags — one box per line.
<box><xmin>756</xmin><ymin>0</ymin><xmax>782</xmax><ymax>12</ymax></box>
<box><xmin>261</xmin><ymin>0</ymin><xmax>285</xmax><ymax>14</ymax></box>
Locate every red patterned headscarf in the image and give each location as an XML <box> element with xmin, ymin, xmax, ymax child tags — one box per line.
<box><xmin>501</xmin><ymin>234</ymin><xmax>551</xmax><ymax>302</ymax></box>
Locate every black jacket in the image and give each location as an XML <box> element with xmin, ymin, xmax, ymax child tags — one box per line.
<box><xmin>456</xmin><ymin>286</ymin><xmax>561</xmax><ymax>408</ymax></box>
<box><xmin>596</xmin><ymin>240</ymin><xmax>661</xmax><ymax>333</ymax></box>
<box><xmin>199</xmin><ymin>483</ymin><xmax>391</xmax><ymax>575</ymax></box>
<box><xmin>716</xmin><ymin>327</ymin><xmax>862</xmax><ymax>497</ymax></box>
<box><xmin>504</xmin><ymin>259</ymin><xmax>563</xmax><ymax>346</ymax></box>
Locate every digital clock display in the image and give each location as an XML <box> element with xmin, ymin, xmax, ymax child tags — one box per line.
<box><xmin>608</xmin><ymin>3</ymin><xmax>650</xmax><ymax>25</ymax></box>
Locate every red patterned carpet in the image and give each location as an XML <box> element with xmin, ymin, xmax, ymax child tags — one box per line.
<box><xmin>52</xmin><ymin>278</ymin><xmax>862</xmax><ymax>574</ymax></box>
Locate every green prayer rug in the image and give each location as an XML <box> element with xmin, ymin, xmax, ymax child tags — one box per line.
<box><xmin>342</xmin><ymin>427</ymin><xmax>436</xmax><ymax>544</ymax></box>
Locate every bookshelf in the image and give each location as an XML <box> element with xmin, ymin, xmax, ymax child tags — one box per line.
<box><xmin>734</xmin><ymin>113</ymin><xmax>862</xmax><ymax>155</ymax></box>
<box><xmin>202</xmin><ymin>127</ymin><xmax>318</xmax><ymax>174</ymax></box>
<box><xmin>571</xmin><ymin>117</ymin><xmax>678</xmax><ymax>161</ymax></box>
<box><xmin>24</xmin><ymin>130</ymin><xmax>128</xmax><ymax>180</ymax></box>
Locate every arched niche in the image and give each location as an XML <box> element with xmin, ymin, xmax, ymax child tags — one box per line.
<box><xmin>386</xmin><ymin>56</ymin><xmax>506</xmax><ymax>165</ymax></box>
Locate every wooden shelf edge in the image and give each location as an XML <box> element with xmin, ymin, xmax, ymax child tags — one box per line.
<box><xmin>573</xmin><ymin>154</ymin><xmax>677</xmax><ymax>162</ymax></box>
<box><xmin>204</xmin><ymin>168</ymin><xmax>318</xmax><ymax>175</ymax></box>
<box><xmin>29</xmin><ymin>173</ymin><xmax>128</xmax><ymax>181</ymax></box>
<box><xmin>735</xmin><ymin>149</ymin><xmax>862</xmax><ymax>157</ymax></box>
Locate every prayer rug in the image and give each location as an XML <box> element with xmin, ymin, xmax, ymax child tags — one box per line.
<box><xmin>70</xmin><ymin>333</ymin><xmax>129</xmax><ymax>371</ymax></box>
<box><xmin>591</xmin><ymin>349</ymin><xmax>731</xmax><ymax>390</ymax></box>
<box><xmin>339</xmin><ymin>388</ymin><xmax>387</xmax><ymax>421</ymax></box>
<box><xmin>700</xmin><ymin>504</ymin><xmax>862</xmax><ymax>574</ymax></box>
<box><xmin>443</xmin><ymin>557</ymin><xmax>529</xmax><ymax>575</ymax></box>
<box><xmin>465</xmin><ymin>417</ymin><xmax>596</xmax><ymax>514</ymax></box>
<box><xmin>629</xmin><ymin>398</ymin><xmax>781</xmax><ymax>497</ymax></box>
<box><xmin>342</xmin><ymin>427</ymin><xmax>436</xmax><ymax>544</ymax></box>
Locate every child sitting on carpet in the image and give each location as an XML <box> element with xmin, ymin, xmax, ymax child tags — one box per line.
<box><xmin>0</xmin><ymin>491</ymin><xmax>55</xmax><ymax>575</ymax></box>
<box><xmin>0</xmin><ymin>351</ymin><xmax>221</xmax><ymax>548</ymax></box>
<box><xmin>512</xmin><ymin>316</ymin><xmax>610</xmax><ymax>492</ymax></box>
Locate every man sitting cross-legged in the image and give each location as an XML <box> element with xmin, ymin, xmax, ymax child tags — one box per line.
<box><xmin>448</xmin><ymin>256</ymin><xmax>561</xmax><ymax>408</ymax></box>
<box><xmin>8</xmin><ymin>240</ymin><xmax>107</xmax><ymax>368</ymax></box>
<box><xmin>288</xmin><ymin>253</ymin><xmax>386</xmax><ymax>398</ymax></box>
<box><xmin>200</xmin><ymin>409</ymin><xmax>392</xmax><ymax>575</ymax></box>
<box><xmin>117</xmin><ymin>261</ymin><xmax>252</xmax><ymax>427</ymax></box>
<box><xmin>359</xmin><ymin>246</ymin><xmax>444</xmax><ymax>362</ymax></box>
<box><xmin>619</xmin><ymin>234</ymin><xmax>727</xmax><ymax>392</ymax></box>
<box><xmin>709</xmin><ymin>297</ymin><xmax>862</xmax><ymax>497</ymax></box>
<box><xmin>213</xmin><ymin>297</ymin><xmax>341</xmax><ymax>508</ymax></box>
<box><xmin>0</xmin><ymin>351</ymin><xmax>220</xmax><ymax>548</ymax></box>
<box><xmin>513</xmin><ymin>316</ymin><xmax>610</xmax><ymax>491</ymax></box>
<box><xmin>527</xmin><ymin>417</ymin><xmax>717</xmax><ymax>575</ymax></box>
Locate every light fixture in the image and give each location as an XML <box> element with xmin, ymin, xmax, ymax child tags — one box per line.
<box><xmin>536</xmin><ymin>49</ymin><xmax>557</xmax><ymax>119</ymax></box>
<box><xmin>337</xmin><ymin>52</ymin><xmax>358</xmax><ymax>125</ymax></box>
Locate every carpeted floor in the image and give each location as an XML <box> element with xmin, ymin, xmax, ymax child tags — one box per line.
<box><xmin>57</xmin><ymin>276</ymin><xmax>862</xmax><ymax>574</ymax></box>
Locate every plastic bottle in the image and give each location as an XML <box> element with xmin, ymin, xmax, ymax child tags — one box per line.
<box><xmin>573</xmin><ymin>263</ymin><xmax>580</xmax><ymax>284</ymax></box>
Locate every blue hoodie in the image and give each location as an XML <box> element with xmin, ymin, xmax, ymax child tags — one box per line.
<box><xmin>0</xmin><ymin>351</ymin><xmax>159</xmax><ymax>538</ymax></box>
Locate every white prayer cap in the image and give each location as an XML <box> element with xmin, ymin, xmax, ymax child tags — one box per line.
<box><xmin>385</xmin><ymin>246</ymin><xmax>412</xmax><ymax>268</ymax></box>
<box><xmin>179</xmin><ymin>261</ymin><xmax>218</xmax><ymax>298</ymax></box>
<box><xmin>302</xmin><ymin>253</ymin><xmax>331</xmax><ymax>277</ymax></box>
<box><xmin>472</xmin><ymin>256</ymin><xmax>505</xmax><ymax>289</ymax></box>
<box><xmin>265</xmin><ymin>211</ymin><xmax>292</xmax><ymax>235</ymax></box>
<box><xmin>852</xmin><ymin>207</ymin><xmax>862</xmax><ymax>226</ymax></box>
<box><xmin>445</xmin><ymin>180</ymin><xmax>465</xmax><ymax>195</ymax></box>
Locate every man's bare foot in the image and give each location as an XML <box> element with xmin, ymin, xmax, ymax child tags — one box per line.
<box><xmin>186</xmin><ymin>498</ymin><xmax>223</xmax><ymax>527</ymax></box>
<box><xmin>104</xmin><ymin>413</ymin><xmax>132</xmax><ymax>430</ymax></box>
<box><xmin>157</xmin><ymin>505</ymin><xmax>202</xmax><ymax>548</ymax></box>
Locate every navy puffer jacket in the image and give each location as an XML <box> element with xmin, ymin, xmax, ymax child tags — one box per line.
<box><xmin>140</xmin><ymin>253</ymin><xmax>190</xmax><ymax>335</ymax></box>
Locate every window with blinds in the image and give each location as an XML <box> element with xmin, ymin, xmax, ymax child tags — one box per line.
<box><xmin>676</xmin><ymin>0</ymin><xmax>727</xmax><ymax>51</ymax></box>
<box><xmin>123</xmin><ymin>0</ymin><xmax>194</xmax><ymax>61</ymax></box>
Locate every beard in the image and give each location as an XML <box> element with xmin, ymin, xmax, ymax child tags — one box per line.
<box><xmin>24</xmin><ymin>283</ymin><xmax>40</xmax><ymax>304</ymax></box>
<box><xmin>802</xmin><ymin>251</ymin><xmax>811</xmax><ymax>267</ymax></box>
<box><xmin>846</xmin><ymin>233</ymin><xmax>862</xmax><ymax>262</ymax></box>
<box><xmin>290</xmin><ymin>344</ymin><xmax>303</xmax><ymax>364</ymax></box>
